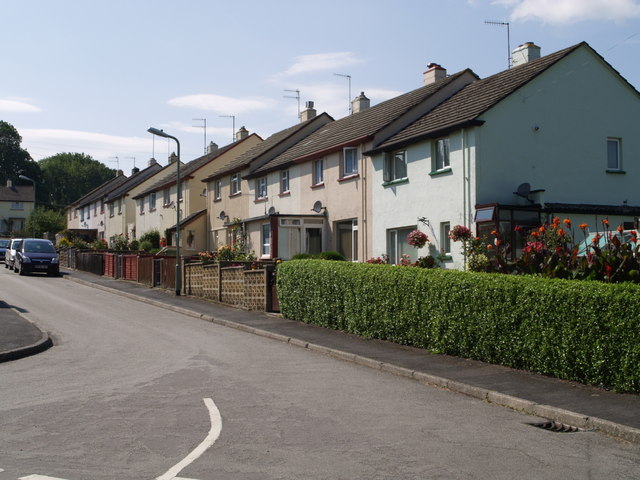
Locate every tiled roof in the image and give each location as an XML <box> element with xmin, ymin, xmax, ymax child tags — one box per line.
<box><xmin>105</xmin><ymin>163</ymin><xmax>164</xmax><ymax>202</ymax></box>
<box><xmin>202</xmin><ymin>113</ymin><xmax>333</xmax><ymax>182</ymax></box>
<box><xmin>0</xmin><ymin>185</ymin><xmax>34</xmax><ymax>203</ymax></box>
<box><xmin>373</xmin><ymin>43</ymin><xmax>585</xmax><ymax>151</ymax></box>
<box><xmin>135</xmin><ymin>135</ymin><xmax>260</xmax><ymax>198</ymax></box>
<box><xmin>166</xmin><ymin>208</ymin><xmax>207</xmax><ymax>230</ymax></box>
<box><xmin>69</xmin><ymin>173</ymin><xmax>129</xmax><ymax>208</ymax></box>
<box><xmin>251</xmin><ymin>70</ymin><xmax>474</xmax><ymax>174</ymax></box>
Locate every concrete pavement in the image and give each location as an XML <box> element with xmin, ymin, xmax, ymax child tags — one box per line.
<box><xmin>2</xmin><ymin>267</ymin><xmax>640</xmax><ymax>444</ymax></box>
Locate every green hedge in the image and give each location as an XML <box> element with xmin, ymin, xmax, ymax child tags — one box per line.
<box><xmin>276</xmin><ymin>260</ymin><xmax>640</xmax><ymax>392</ymax></box>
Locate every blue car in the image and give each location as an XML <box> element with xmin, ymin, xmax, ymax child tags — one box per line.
<box><xmin>14</xmin><ymin>238</ymin><xmax>60</xmax><ymax>276</ymax></box>
<box><xmin>0</xmin><ymin>238</ymin><xmax>9</xmax><ymax>263</ymax></box>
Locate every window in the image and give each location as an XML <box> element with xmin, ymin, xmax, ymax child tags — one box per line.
<box><xmin>387</xmin><ymin>227</ymin><xmax>418</xmax><ymax>265</ymax></box>
<box><xmin>256</xmin><ymin>176</ymin><xmax>268</xmax><ymax>200</ymax></box>
<box><xmin>342</xmin><ymin>147</ymin><xmax>358</xmax><ymax>177</ymax></box>
<box><xmin>93</xmin><ymin>203</ymin><xmax>97</xmax><ymax>217</ymax></box>
<box><xmin>117</xmin><ymin>198</ymin><xmax>122</xmax><ymax>215</ymax></box>
<box><xmin>163</xmin><ymin>189</ymin><xmax>170</xmax><ymax>206</ymax></box>
<box><xmin>607</xmin><ymin>138</ymin><xmax>621</xmax><ymax>171</ymax></box>
<box><xmin>440</xmin><ymin>222</ymin><xmax>451</xmax><ymax>255</ymax></box>
<box><xmin>261</xmin><ymin>223</ymin><xmax>271</xmax><ymax>257</ymax></box>
<box><xmin>139</xmin><ymin>198</ymin><xmax>145</xmax><ymax>214</ymax></box>
<box><xmin>100</xmin><ymin>199</ymin><xmax>104</xmax><ymax>214</ymax></box>
<box><xmin>231</xmin><ymin>173</ymin><xmax>241</xmax><ymax>195</ymax></box>
<box><xmin>85</xmin><ymin>205</ymin><xmax>90</xmax><ymax>220</ymax></box>
<box><xmin>149</xmin><ymin>192</ymin><xmax>156</xmax><ymax>210</ymax></box>
<box><xmin>434</xmin><ymin>137</ymin><xmax>450</xmax><ymax>171</ymax></box>
<box><xmin>214</xmin><ymin>180</ymin><xmax>222</xmax><ymax>200</ymax></box>
<box><xmin>280</xmin><ymin>170</ymin><xmax>290</xmax><ymax>194</ymax></box>
<box><xmin>10</xmin><ymin>201</ymin><xmax>23</xmax><ymax>210</ymax></box>
<box><xmin>80</xmin><ymin>208</ymin><xmax>84</xmax><ymax>221</ymax></box>
<box><xmin>313</xmin><ymin>159</ymin><xmax>324</xmax><ymax>185</ymax></box>
<box><xmin>337</xmin><ymin>219</ymin><xmax>358</xmax><ymax>261</ymax></box>
<box><xmin>383</xmin><ymin>150</ymin><xmax>407</xmax><ymax>182</ymax></box>
<box><xmin>109</xmin><ymin>202</ymin><xmax>114</xmax><ymax>218</ymax></box>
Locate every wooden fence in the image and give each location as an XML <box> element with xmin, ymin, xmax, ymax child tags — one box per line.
<box><xmin>61</xmin><ymin>249</ymin><xmax>278</xmax><ymax>312</ymax></box>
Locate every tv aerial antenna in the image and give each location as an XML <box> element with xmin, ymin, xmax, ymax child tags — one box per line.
<box><xmin>193</xmin><ymin>118</ymin><xmax>207</xmax><ymax>154</ymax></box>
<box><xmin>219</xmin><ymin>115</ymin><xmax>235</xmax><ymax>143</ymax></box>
<box><xmin>109</xmin><ymin>155</ymin><xmax>120</xmax><ymax>171</ymax></box>
<box><xmin>334</xmin><ymin>73</ymin><xmax>352</xmax><ymax>115</ymax></box>
<box><xmin>125</xmin><ymin>156</ymin><xmax>136</xmax><ymax>170</ymax></box>
<box><xmin>284</xmin><ymin>89</ymin><xmax>301</xmax><ymax>119</ymax></box>
<box><xmin>485</xmin><ymin>20</ymin><xmax>511</xmax><ymax>69</ymax></box>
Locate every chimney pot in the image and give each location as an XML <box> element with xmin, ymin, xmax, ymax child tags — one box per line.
<box><xmin>148</xmin><ymin>157</ymin><xmax>157</xmax><ymax>167</ymax></box>
<box><xmin>423</xmin><ymin>63</ymin><xmax>447</xmax><ymax>85</ymax></box>
<box><xmin>168</xmin><ymin>152</ymin><xmax>178</xmax><ymax>164</ymax></box>
<box><xmin>6</xmin><ymin>179</ymin><xmax>12</xmax><ymax>188</ymax></box>
<box><xmin>351</xmin><ymin>92</ymin><xmax>370</xmax><ymax>114</ymax></box>
<box><xmin>235</xmin><ymin>127</ymin><xmax>249</xmax><ymax>141</ymax></box>
<box><xmin>131</xmin><ymin>167</ymin><xmax>140</xmax><ymax>175</ymax></box>
<box><xmin>207</xmin><ymin>141</ymin><xmax>219</xmax><ymax>154</ymax></box>
<box><xmin>300</xmin><ymin>101</ymin><xmax>317</xmax><ymax>122</ymax></box>
<box><xmin>511</xmin><ymin>42</ymin><xmax>541</xmax><ymax>67</ymax></box>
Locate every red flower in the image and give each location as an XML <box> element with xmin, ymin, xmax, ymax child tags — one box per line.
<box><xmin>592</xmin><ymin>234</ymin><xmax>602</xmax><ymax>245</ymax></box>
<box><xmin>557</xmin><ymin>229</ymin><xmax>566</xmax><ymax>237</ymax></box>
<box><xmin>579</xmin><ymin>223</ymin><xmax>588</xmax><ymax>231</ymax></box>
<box><xmin>617</xmin><ymin>224</ymin><xmax>624</xmax><ymax>233</ymax></box>
<box><xmin>531</xmin><ymin>231</ymin><xmax>540</xmax><ymax>238</ymax></box>
<box><xmin>605</xmin><ymin>263</ymin><xmax>613</xmax><ymax>278</ymax></box>
<box><xmin>487</xmin><ymin>244</ymin><xmax>494</xmax><ymax>250</ymax></box>
<box><xmin>514</xmin><ymin>225</ymin><xmax>521</xmax><ymax>232</ymax></box>
<box><xmin>539</xmin><ymin>226</ymin><xmax>546</xmax><ymax>233</ymax></box>
<box><xmin>491</xmin><ymin>229</ymin><xmax>498</xmax><ymax>236</ymax></box>
<box><xmin>552</xmin><ymin>217</ymin><xmax>561</xmax><ymax>226</ymax></box>
<box><xmin>563</xmin><ymin>219</ymin><xmax>571</xmax><ymax>227</ymax></box>
<box><xmin>602</xmin><ymin>219</ymin><xmax>610</xmax><ymax>227</ymax></box>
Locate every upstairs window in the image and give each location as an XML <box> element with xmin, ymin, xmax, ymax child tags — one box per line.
<box><xmin>231</xmin><ymin>173</ymin><xmax>241</xmax><ymax>195</ymax></box>
<box><xmin>607</xmin><ymin>138</ymin><xmax>621</xmax><ymax>171</ymax></box>
<box><xmin>100</xmin><ymin>199</ymin><xmax>104</xmax><ymax>214</ymax></box>
<box><xmin>214</xmin><ymin>179</ymin><xmax>222</xmax><ymax>200</ymax></box>
<box><xmin>109</xmin><ymin>202</ymin><xmax>114</xmax><ymax>218</ymax></box>
<box><xmin>139</xmin><ymin>198</ymin><xmax>145</xmax><ymax>214</ymax></box>
<box><xmin>117</xmin><ymin>198</ymin><xmax>122</xmax><ymax>215</ymax></box>
<box><xmin>11</xmin><ymin>201</ymin><xmax>23</xmax><ymax>210</ymax></box>
<box><xmin>256</xmin><ymin>176</ymin><xmax>268</xmax><ymax>200</ymax></box>
<box><xmin>280</xmin><ymin>170</ymin><xmax>290</xmax><ymax>194</ymax></box>
<box><xmin>342</xmin><ymin>147</ymin><xmax>358</xmax><ymax>177</ymax></box>
<box><xmin>163</xmin><ymin>189</ymin><xmax>170</xmax><ymax>206</ymax></box>
<box><xmin>434</xmin><ymin>137</ymin><xmax>450</xmax><ymax>171</ymax></box>
<box><xmin>383</xmin><ymin>150</ymin><xmax>407</xmax><ymax>182</ymax></box>
<box><xmin>149</xmin><ymin>192</ymin><xmax>156</xmax><ymax>210</ymax></box>
<box><xmin>313</xmin><ymin>159</ymin><xmax>324</xmax><ymax>186</ymax></box>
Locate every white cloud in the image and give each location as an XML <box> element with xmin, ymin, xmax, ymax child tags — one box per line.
<box><xmin>0</xmin><ymin>98</ymin><xmax>42</xmax><ymax>113</ymax></box>
<box><xmin>167</xmin><ymin>94</ymin><xmax>274</xmax><ymax>114</ymax></box>
<box><xmin>275</xmin><ymin>52</ymin><xmax>364</xmax><ymax>78</ymax></box>
<box><xmin>496</xmin><ymin>0</ymin><xmax>640</xmax><ymax>24</ymax></box>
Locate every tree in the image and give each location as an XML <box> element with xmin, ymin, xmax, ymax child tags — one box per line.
<box><xmin>38</xmin><ymin>152</ymin><xmax>116</xmax><ymax>208</ymax></box>
<box><xmin>24</xmin><ymin>207</ymin><xmax>66</xmax><ymax>239</ymax></box>
<box><xmin>0</xmin><ymin>120</ymin><xmax>41</xmax><ymax>186</ymax></box>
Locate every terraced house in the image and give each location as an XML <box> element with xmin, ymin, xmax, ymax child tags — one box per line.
<box><xmin>132</xmin><ymin>131</ymin><xmax>261</xmax><ymax>254</ymax></box>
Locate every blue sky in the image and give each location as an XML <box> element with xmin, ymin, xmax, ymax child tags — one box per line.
<box><xmin>2</xmin><ymin>0</ymin><xmax>639</xmax><ymax>175</ymax></box>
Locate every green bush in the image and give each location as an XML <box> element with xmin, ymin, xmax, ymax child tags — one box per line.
<box><xmin>139</xmin><ymin>229</ymin><xmax>161</xmax><ymax>249</ymax></box>
<box><xmin>139</xmin><ymin>240</ymin><xmax>154</xmax><ymax>252</ymax></box>
<box><xmin>276</xmin><ymin>260</ymin><xmax>640</xmax><ymax>392</ymax></box>
<box><xmin>319</xmin><ymin>250</ymin><xmax>345</xmax><ymax>261</ymax></box>
<box><xmin>291</xmin><ymin>253</ymin><xmax>316</xmax><ymax>260</ymax></box>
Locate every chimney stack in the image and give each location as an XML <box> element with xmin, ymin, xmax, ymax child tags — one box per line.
<box><xmin>300</xmin><ymin>101</ymin><xmax>316</xmax><ymax>122</ymax></box>
<box><xmin>207</xmin><ymin>141</ymin><xmax>219</xmax><ymax>154</ymax></box>
<box><xmin>423</xmin><ymin>63</ymin><xmax>446</xmax><ymax>85</ymax></box>
<box><xmin>235</xmin><ymin>126</ymin><xmax>249</xmax><ymax>141</ymax></box>
<box><xmin>6</xmin><ymin>179</ymin><xmax>12</xmax><ymax>188</ymax></box>
<box><xmin>351</xmin><ymin>92</ymin><xmax>370</xmax><ymax>114</ymax></box>
<box><xmin>148</xmin><ymin>157</ymin><xmax>157</xmax><ymax>167</ymax></box>
<box><xmin>168</xmin><ymin>152</ymin><xmax>178</xmax><ymax>164</ymax></box>
<box><xmin>131</xmin><ymin>167</ymin><xmax>140</xmax><ymax>175</ymax></box>
<box><xmin>511</xmin><ymin>42</ymin><xmax>541</xmax><ymax>67</ymax></box>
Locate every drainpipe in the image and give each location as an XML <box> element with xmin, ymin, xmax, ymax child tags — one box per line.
<box><xmin>462</xmin><ymin>128</ymin><xmax>467</xmax><ymax>270</ymax></box>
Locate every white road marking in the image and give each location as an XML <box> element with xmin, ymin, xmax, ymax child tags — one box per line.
<box><xmin>20</xmin><ymin>476</ymin><xmax>68</xmax><ymax>480</ymax></box>
<box><xmin>156</xmin><ymin>398</ymin><xmax>222</xmax><ymax>480</ymax></box>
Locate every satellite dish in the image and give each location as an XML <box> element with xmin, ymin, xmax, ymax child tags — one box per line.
<box><xmin>268</xmin><ymin>206</ymin><xmax>276</xmax><ymax>215</ymax></box>
<box><xmin>219</xmin><ymin>210</ymin><xmax>226</xmax><ymax>220</ymax></box>
<box><xmin>515</xmin><ymin>183</ymin><xmax>531</xmax><ymax>198</ymax></box>
<box><xmin>200</xmin><ymin>188</ymin><xmax>207</xmax><ymax>197</ymax></box>
<box><xmin>312</xmin><ymin>201</ymin><xmax>323</xmax><ymax>213</ymax></box>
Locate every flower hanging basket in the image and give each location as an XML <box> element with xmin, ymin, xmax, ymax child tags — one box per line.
<box><xmin>407</xmin><ymin>230</ymin><xmax>429</xmax><ymax>248</ymax></box>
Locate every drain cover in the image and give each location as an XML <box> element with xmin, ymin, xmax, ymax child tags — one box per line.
<box><xmin>528</xmin><ymin>421</ymin><xmax>586</xmax><ymax>433</ymax></box>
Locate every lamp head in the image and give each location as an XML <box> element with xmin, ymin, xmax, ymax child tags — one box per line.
<box><xmin>147</xmin><ymin>127</ymin><xmax>169</xmax><ymax>138</ymax></box>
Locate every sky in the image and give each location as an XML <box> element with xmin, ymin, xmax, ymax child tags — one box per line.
<box><xmin>2</xmin><ymin>0</ymin><xmax>640</xmax><ymax>175</ymax></box>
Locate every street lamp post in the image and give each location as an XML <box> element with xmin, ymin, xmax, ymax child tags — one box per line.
<box><xmin>147</xmin><ymin>127</ymin><xmax>182</xmax><ymax>296</ymax></box>
<box><xmin>19</xmin><ymin>174</ymin><xmax>36</xmax><ymax>237</ymax></box>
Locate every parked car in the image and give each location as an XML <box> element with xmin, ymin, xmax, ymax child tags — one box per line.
<box><xmin>5</xmin><ymin>238</ymin><xmax>23</xmax><ymax>270</ymax></box>
<box><xmin>14</xmin><ymin>238</ymin><xmax>60</xmax><ymax>276</ymax></box>
<box><xmin>0</xmin><ymin>238</ymin><xmax>10</xmax><ymax>263</ymax></box>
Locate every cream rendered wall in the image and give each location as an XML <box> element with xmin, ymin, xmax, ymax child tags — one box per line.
<box><xmin>0</xmin><ymin>201</ymin><xmax>34</xmax><ymax>233</ymax></box>
<box><xmin>370</xmin><ymin>131</ymin><xmax>477</xmax><ymax>268</ymax></box>
<box><xmin>246</xmin><ymin>147</ymin><xmax>368</xmax><ymax>260</ymax></box>
<box><xmin>475</xmin><ymin>46</ymin><xmax>640</xmax><ymax>232</ymax></box>
<box><xmin>206</xmin><ymin>172</ymin><xmax>251</xmax><ymax>251</ymax></box>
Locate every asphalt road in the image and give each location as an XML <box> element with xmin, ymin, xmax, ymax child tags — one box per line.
<box><xmin>1</xmin><ymin>268</ymin><xmax>639</xmax><ymax>479</ymax></box>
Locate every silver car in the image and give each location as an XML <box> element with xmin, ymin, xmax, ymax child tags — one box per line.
<box><xmin>5</xmin><ymin>238</ymin><xmax>23</xmax><ymax>270</ymax></box>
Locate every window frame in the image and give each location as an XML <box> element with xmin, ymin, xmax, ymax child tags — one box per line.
<box><xmin>163</xmin><ymin>189</ymin><xmax>170</xmax><ymax>207</ymax></box>
<box><xmin>149</xmin><ymin>192</ymin><xmax>157</xmax><ymax>211</ymax></box>
<box><xmin>214</xmin><ymin>179</ymin><xmax>222</xmax><ymax>200</ymax></box>
<box><xmin>607</xmin><ymin>137</ymin><xmax>621</xmax><ymax>171</ymax></box>
<box><xmin>312</xmin><ymin>159</ymin><xmax>324</xmax><ymax>186</ymax></box>
<box><xmin>440</xmin><ymin>221</ymin><xmax>451</xmax><ymax>256</ymax></box>
<box><xmin>383</xmin><ymin>150</ymin><xmax>407</xmax><ymax>183</ymax></box>
<box><xmin>342</xmin><ymin>147</ymin><xmax>358</xmax><ymax>177</ymax></box>
<box><xmin>261</xmin><ymin>223</ymin><xmax>271</xmax><ymax>257</ymax></box>
<box><xmin>255</xmin><ymin>176</ymin><xmax>268</xmax><ymax>200</ymax></box>
<box><xmin>434</xmin><ymin>137</ymin><xmax>450</xmax><ymax>172</ymax></box>
<box><xmin>230</xmin><ymin>173</ymin><xmax>241</xmax><ymax>195</ymax></box>
<box><xmin>386</xmin><ymin>226</ymin><xmax>418</xmax><ymax>265</ymax></box>
<box><xmin>280</xmin><ymin>169</ymin><xmax>290</xmax><ymax>194</ymax></box>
